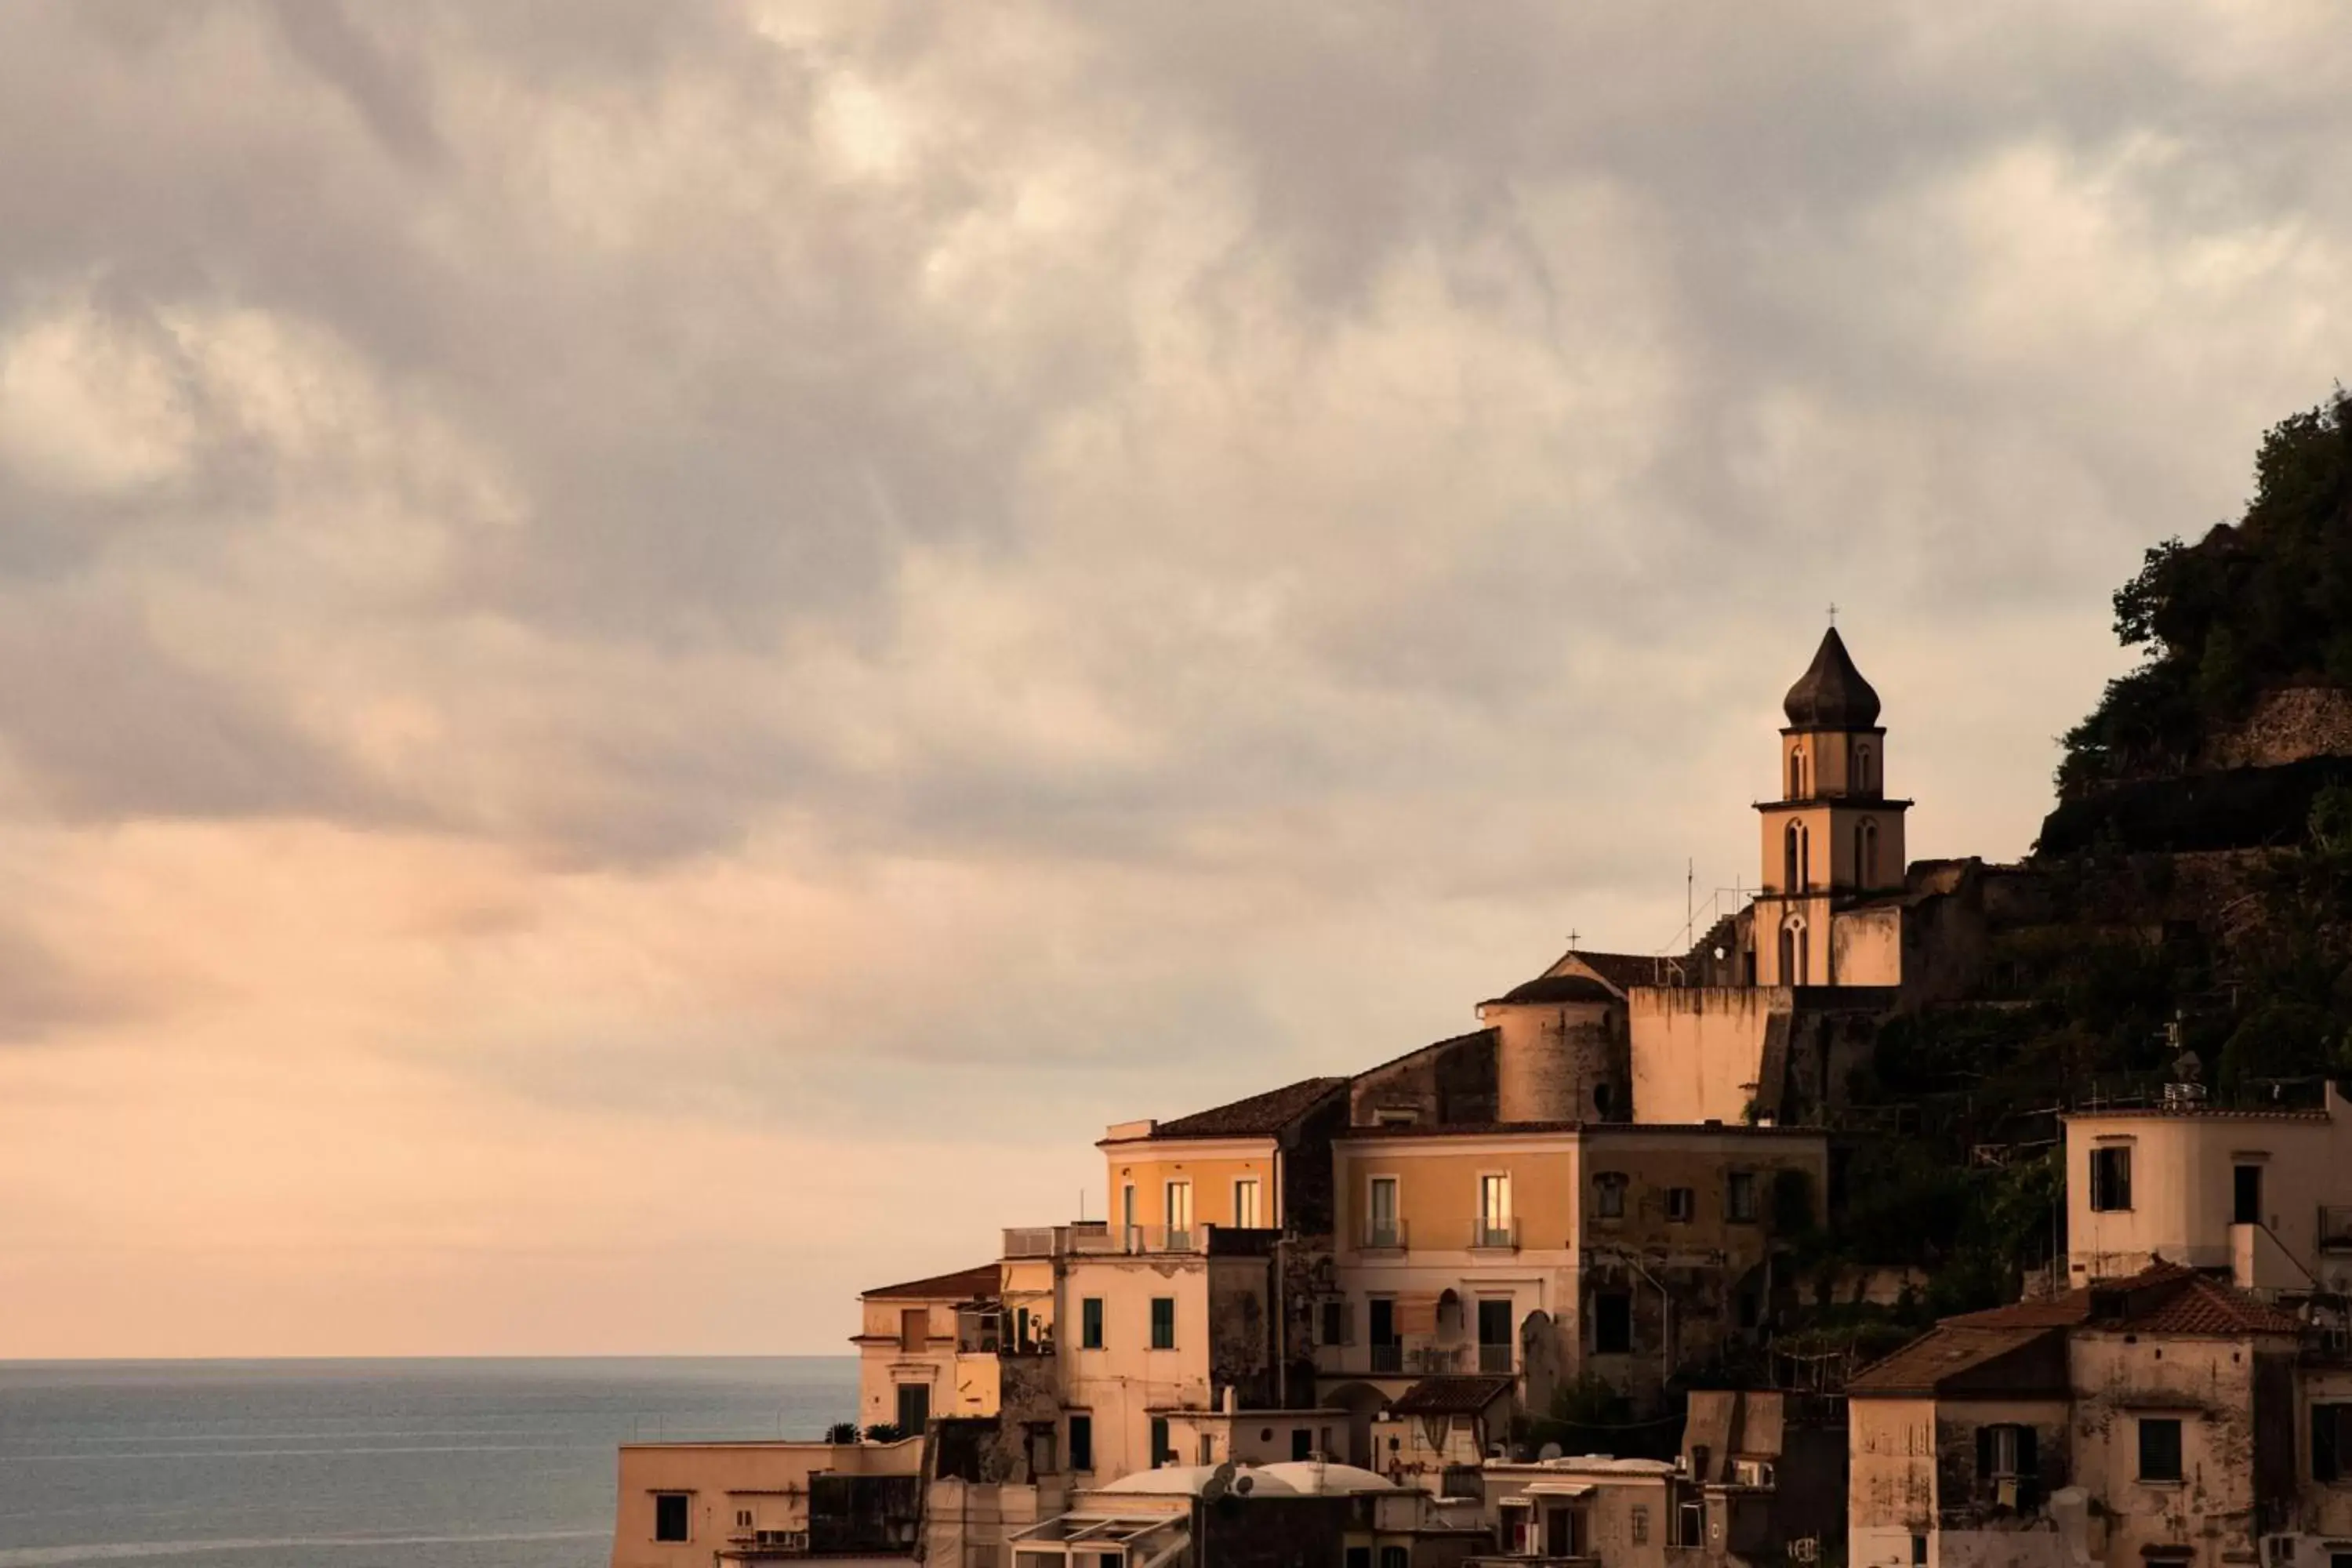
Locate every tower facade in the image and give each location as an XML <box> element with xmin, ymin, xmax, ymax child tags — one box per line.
<box><xmin>1752</xmin><ymin>628</ymin><xmax>1909</xmax><ymax>986</ymax></box>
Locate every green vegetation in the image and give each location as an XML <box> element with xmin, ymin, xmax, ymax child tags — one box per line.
<box><xmin>2060</xmin><ymin>390</ymin><xmax>2352</xmax><ymax>796</ymax></box>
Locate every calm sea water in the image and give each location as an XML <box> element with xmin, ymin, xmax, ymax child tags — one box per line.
<box><xmin>0</xmin><ymin>1358</ymin><xmax>858</xmax><ymax>1567</ymax></box>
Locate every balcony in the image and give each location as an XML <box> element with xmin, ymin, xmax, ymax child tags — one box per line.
<box><xmin>1479</xmin><ymin>1342</ymin><xmax>1514</xmax><ymax>1374</ymax></box>
<box><xmin>1361</xmin><ymin>1218</ymin><xmax>1407</xmax><ymax>1254</ymax></box>
<box><xmin>1472</xmin><ymin>1216</ymin><xmax>1520</xmax><ymax>1253</ymax></box>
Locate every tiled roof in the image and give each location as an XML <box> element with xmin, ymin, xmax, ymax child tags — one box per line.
<box><xmin>1847</xmin><ymin>1324</ymin><xmax>2058</xmax><ymax>1396</ymax></box>
<box><xmin>1945</xmin><ymin>1261</ymin><xmax>2299</xmax><ymax>1335</ymax></box>
<box><xmin>1391</xmin><ymin>1376</ymin><xmax>1517</xmax><ymax>1416</ymax></box>
<box><xmin>1490</xmin><ymin>973</ymin><xmax>1619</xmax><ymax>1007</ymax></box>
<box><xmin>1336</xmin><ymin>1120</ymin><xmax>1825</xmax><ymax>1140</ymax></box>
<box><xmin>1853</xmin><ymin>1262</ymin><xmax>2300</xmax><ymax>1396</ymax></box>
<box><xmin>1142</xmin><ymin>1076</ymin><xmax>1349</xmax><ymax>1141</ymax></box>
<box><xmin>862</xmin><ymin>1263</ymin><xmax>1000</xmax><ymax>1301</ymax></box>
<box><xmin>1557</xmin><ymin>951</ymin><xmax>1668</xmax><ymax>994</ymax></box>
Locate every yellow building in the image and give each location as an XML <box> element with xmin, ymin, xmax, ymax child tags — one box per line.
<box><xmin>1318</xmin><ymin>1120</ymin><xmax>1829</xmax><ymax>1442</ymax></box>
<box><xmin>852</xmin><ymin>1262</ymin><xmax>1007</xmax><ymax>1436</ymax></box>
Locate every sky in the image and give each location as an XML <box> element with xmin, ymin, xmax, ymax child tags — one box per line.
<box><xmin>3</xmin><ymin>2</ymin><xmax>2351</xmax><ymax>1358</ymax></box>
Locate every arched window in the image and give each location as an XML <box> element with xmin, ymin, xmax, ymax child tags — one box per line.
<box><xmin>1780</xmin><ymin>917</ymin><xmax>1808</xmax><ymax>984</ymax></box>
<box><xmin>1857</xmin><ymin>818</ymin><xmax>1880</xmax><ymax>885</ymax></box>
<box><xmin>1788</xmin><ymin>747</ymin><xmax>1808</xmax><ymax>800</ymax></box>
<box><xmin>1855</xmin><ymin>744</ymin><xmax>1875</xmax><ymax>795</ymax></box>
<box><xmin>1784</xmin><ymin>821</ymin><xmax>1802</xmax><ymax>891</ymax></box>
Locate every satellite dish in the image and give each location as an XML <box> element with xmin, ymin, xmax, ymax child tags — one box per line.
<box><xmin>1201</xmin><ymin>1461</ymin><xmax>1238</xmax><ymax>1502</ymax></box>
<box><xmin>1236</xmin><ymin>1475</ymin><xmax>1255</xmax><ymax>1495</ymax></box>
<box><xmin>1539</xmin><ymin>1443</ymin><xmax>1564</xmax><ymax>1461</ymax></box>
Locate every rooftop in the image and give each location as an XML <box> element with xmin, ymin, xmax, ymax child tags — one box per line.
<box><xmin>1782</xmin><ymin>626</ymin><xmax>1882</xmax><ymax>729</ymax></box>
<box><xmin>1120</xmin><ymin>1076</ymin><xmax>1349</xmax><ymax>1142</ymax></box>
<box><xmin>860</xmin><ymin>1262</ymin><xmax>1001</xmax><ymax>1301</ymax></box>
<box><xmin>1336</xmin><ymin>1119</ymin><xmax>1826</xmax><ymax>1141</ymax></box>
<box><xmin>1851</xmin><ymin>1261</ymin><xmax>2301</xmax><ymax>1395</ymax></box>
<box><xmin>1390</xmin><ymin>1375</ymin><xmax>1516</xmax><ymax>1416</ymax></box>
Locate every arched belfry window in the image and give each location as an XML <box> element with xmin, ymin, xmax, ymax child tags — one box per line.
<box><xmin>1784</xmin><ymin>821</ymin><xmax>1802</xmax><ymax>891</ymax></box>
<box><xmin>1857</xmin><ymin>818</ymin><xmax>1880</xmax><ymax>885</ymax></box>
<box><xmin>1788</xmin><ymin>747</ymin><xmax>1806</xmax><ymax>800</ymax></box>
<box><xmin>1856</xmin><ymin>744</ymin><xmax>1875</xmax><ymax>795</ymax></box>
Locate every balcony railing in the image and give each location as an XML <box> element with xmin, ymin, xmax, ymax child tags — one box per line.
<box><xmin>1479</xmin><ymin>1342</ymin><xmax>1514</xmax><ymax>1374</ymax></box>
<box><xmin>1362</xmin><ymin>1218</ymin><xmax>1407</xmax><ymax>1252</ymax></box>
<box><xmin>1370</xmin><ymin>1342</ymin><xmax>1404</xmax><ymax>1373</ymax></box>
<box><xmin>1472</xmin><ymin>1216</ymin><xmax>1519</xmax><ymax>1251</ymax></box>
<box><xmin>1070</xmin><ymin>1224</ymin><xmax>1208</xmax><ymax>1256</ymax></box>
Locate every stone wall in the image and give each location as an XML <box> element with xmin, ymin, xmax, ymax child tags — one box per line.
<box><xmin>2209</xmin><ymin>685</ymin><xmax>2352</xmax><ymax>768</ymax></box>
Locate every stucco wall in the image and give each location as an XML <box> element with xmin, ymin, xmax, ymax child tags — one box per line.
<box><xmin>1102</xmin><ymin>1138</ymin><xmax>1282</xmax><ymax>1232</ymax></box>
<box><xmin>1833</xmin><ymin>905</ymin><xmax>1904</xmax><ymax>986</ymax></box>
<box><xmin>1487</xmin><ymin>997</ymin><xmax>1628</xmax><ymax>1123</ymax></box>
<box><xmin>1059</xmin><ymin>1253</ymin><xmax>1217</xmax><ymax>1482</ymax></box>
<box><xmin>1628</xmin><ymin>986</ymin><xmax>1791</xmax><ymax>1126</ymax></box>
<box><xmin>2063</xmin><ymin>1101</ymin><xmax>2352</xmax><ymax>1285</ymax></box>
<box><xmin>610</xmin><ymin>1439</ymin><xmax>919</xmax><ymax>1568</ymax></box>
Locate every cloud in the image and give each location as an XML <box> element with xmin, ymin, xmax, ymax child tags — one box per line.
<box><xmin>1</xmin><ymin>0</ymin><xmax>2350</xmax><ymax>1352</ymax></box>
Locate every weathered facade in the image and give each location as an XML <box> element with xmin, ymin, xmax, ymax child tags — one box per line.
<box><xmin>1847</xmin><ymin>1264</ymin><xmax>2328</xmax><ymax>1568</ymax></box>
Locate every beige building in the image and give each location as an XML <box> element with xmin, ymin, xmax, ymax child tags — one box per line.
<box><xmin>1847</xmin><ymin>1263</ymin><xmax>2317</xmax><ymax>1568</ymax></box>
<box><xmin>1474</xmin><ymin>1455</ymin><xmax>1680</xmax><ymax>1565</ymax></box>
<box><xmin>852</xmin><ymin>1262</ymin><xmax>1007</xmax><ymax>1436</ymax></box>
<box><xmin>610</xmin><ymin>1436</ymin><xmax>923</xmax><ymax>1567</ymax></box>
<box><xmin>1319</xmin><ymin>1122</ymin><xmax>1828</xmax><ymax>1427</ymax></box>
<box><xmin>2064</xmin><ymin>1086</ymin><xmax>2352</xmax><ymax>1290</ymax></box>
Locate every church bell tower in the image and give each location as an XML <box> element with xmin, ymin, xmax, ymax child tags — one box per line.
<box><xmin>1754</xmin><ymin>627</ymin><xmax>1909</xmax><ymax>986</ymax></box>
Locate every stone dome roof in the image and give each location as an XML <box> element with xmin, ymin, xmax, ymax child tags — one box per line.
<box><xmin>1782</xmin><ymin>627</ymin><xmax>1881</xmax><ymax>728</ymax></box>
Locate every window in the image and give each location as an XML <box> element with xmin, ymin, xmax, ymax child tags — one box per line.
<box><xmin>1856</xmin><ymin>818</ymin><xmax>1880</xmax><ymax>886</ymax></box>
<box><xmin>1292</xmin><ymin>1428</ymin><xmax>1313</xmax><ymax>1461</ymax></box>
<box><xmin>1788</xmin><ymin>748</ymin><xmax>1804</xmax><ymax>800</ymax></box>
<box><xmin>1068</xmin><ymin>1413</ymin><xmax>1094</xmax><ymax>1472</ymax></box>
<box><xmin>1370</xmin><ymin>1298</ymin><xmax>1400</xmax><ymax>1371</ymax></box>
<box><xmin>1234</xmin><ymin>1176</ymin><xmax>1261</xmax><ymax>1229</ymax></box>
<box><xmin>1726</xmin><ymin>1171</ymin><xmax>1758</xmax><ymax>1223</ymax></box>
<box><xmin>1595</xmin><ymin>1171</ymin><xmax>1627</xmax><ymax>1219</ymax></box>
<box><xmin>1347</xmin><ymin>1549</ymin><xmax>1373</xmax><ymax>1568</ymax></box>
<box><xmin>1322</xmin><ymin>1298</ymin><xmax>1353</xmax><ymax>1347</ymax></box>
<box><xmin>2236</xmin><ymin>1163</ymin><xmax>2263</xmax><ymax>1226</ymax></box>
<box><xmin>1979</xmin><ymin>1423</ymin><xmax>2038</xmax><ymax>1485</ymax></box>
<box><xmin>2138</xmin><ymin>1417</ymin><xmax>2183</xmax><ymax>1483</ymax></box>
<box><xmin>1675</xmin><ymin>1501</ymin><xmax>1705</xmax><ymax>1548</ymax></box>
<box><xmin>1149</xmin><ymin>1297</ymin><xmax>1175</xmax><ymax>1350</ymax></box>
<box><xmin>1632</xmin><ymin>1505</ymin><xmax>1650</xmax><ymax>1544</ymax></box>
<box><xmin>655</xmin><ymin>1494</ymin><xmax>690</xmax><ymax>1542</ymax></box>
<box><xmin>1165</xmin><ymin>1181</ymin><xmax>1192</xmax><ymax>1248</ymax></box>
<box><xmin>1121</xmin><ymin>1182</ymin><xmax>1137</xmax><ymax>1245</ymax></box>
<box><xmin>1911</xmin><ymin>1535</ymin><xmax>1928</xmax><ymax>1566</ymax></box>
<box><xmin>1080</xmin><ymin>1297</ymin><xmax>1104</xmax><ymax>1350</ymax></box>
<box><xmin>2090</xmin><ymin>1146</ymin><xmax>2132</xmax><ymax>1212</ymax></box>
<box><xmin>900</xmin><ymin>1307</ymin><xmax>927</xmax><ymax>1352</ymax></box>
<box><xmin>1367</xmin><ymin>1176</ymin><xmax>1400</xmax><ymax>1247</ymax></box>
<box><xmin>895</xmin><ymin>1383</ymin><xmax>931</xmax><ymax>1435</ymax></box>
<box><xmin>736</xmin><ymin>1509</ymin><xmax>753</xmax><ymax>1529</ymax></box>
<box><xmin>2314</xmin><ymin>1403</ymin><xmax>2352</xmax><ymax>1482</ymax></box>
<box><xmin>1594</xmin><ymin>1290</ymin><xmax>1632</xmax><ymax>1354</ymax></box>
<box><xmin>1149</xmin><ymin>1416</ymin><xmax>1172</xmax><ymax>1468</ymax></box>
<box><xmin>1027</xmin><ymin>1424</ymin><xmax>1057</xmax><ymax>1476</ymax></box>
<box><xmin>1666</xmin><ymin>1186</ymin><xmax>1695</xmax><ymax>1222</ymax></box>
<box><xmin>1857</xmin><ymin>743</ymin><xmax>1875</xmax><ymax>794</ymax></box>
<box><xmin>1380</xmin><ymin>1548</ymin><xmax>1410</xmax><ymax>1568</ymax></box>
<box><xmin>1784</xmin><ymin>821</ymin><xmax>1803</xmax><ymax>889</ymax></box>
<box><xmin>1479</xmin><ymin>1172</ymin><xmax>1512</xmax><ymax>1246</ymax></box>
<box><xmin>1479</xmin><ymin>1299</ymin><xmax>1513</xmax><ymax>1373</ymax></box>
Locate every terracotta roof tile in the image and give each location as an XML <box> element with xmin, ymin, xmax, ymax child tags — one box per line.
<box><xmin>1142</xmin><ymin>1077</ymin><xmax>1348</xmax><ymax>1141</ymax></box>
<box><xmin>862</xmin><ymin>1263</ymin><xmax>1000</xmax><ymax>1301</ymax></box>
<box><xmin>1391</xmin><ymin>1376</ymin><xmax>1517</xmax><ymax>1415</ymax></box>
<box><xmin>1847</xmin><ymin>1325</ymin><xmax>2060</xmax><ymax>1396</ymax></box>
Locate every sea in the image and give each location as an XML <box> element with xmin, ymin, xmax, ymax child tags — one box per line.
<box><xmin>0</xmin><ymin>1357</ymin><xmax>860</xmax><ymax>1567</ymax></box>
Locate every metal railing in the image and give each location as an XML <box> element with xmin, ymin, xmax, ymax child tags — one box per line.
<box><xmin>1070</xmin><ymin>1224</ymin><xmax>1207</xmax><ymax>1256</ymax></box>
<box><xmin>1370</xmin><ymin>1342</ymin><xmax>1403</xmax><ymax>1373</ymax></box>
<box><xmin>1472</xmin><ymin>1216</ymin><xmax>1519</xmax><ymax>1250</ymax></box>
<box><xmin>1361</xmin><ymin>1218</ymin><xmax>1406</xmax><ymax>1251</ymax></box>
<box><xmin>1479</xmin><ymin>1343</ymin><xmax>1514</xmax><ymax>1374</ymax></box>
